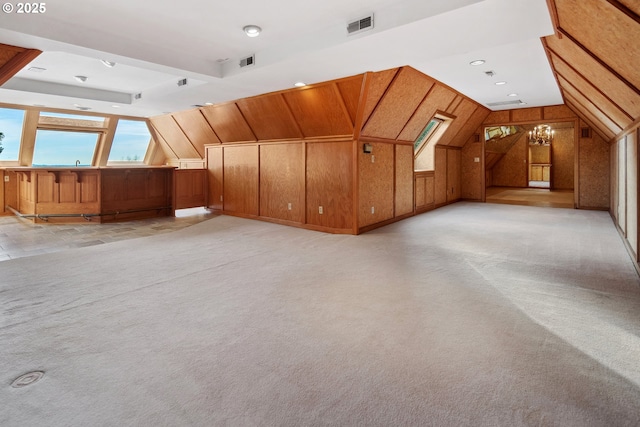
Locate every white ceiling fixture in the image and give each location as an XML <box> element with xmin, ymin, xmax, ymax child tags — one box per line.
<box><xmin>469</xmin><ymin>59</ymin><xmax>485</xmax><ymax>66</ymax></box>
<box><xmin>243</xmin><ymin>25</ymin><xmax>262</xmax><ymax>37</ymax></box>
<box><xmin>101</xmin><ymin>60</ymin><xmax>116</xmax><ymax>67</ymax></box>
<box><xmin>0</xmin><ymin>0</ymin><xmax>561</xmax><ymax>116</ymax></box>
<box><xmin>74</xmin><ymin>75</ymin><xmax>88</xmax><ymax>83</ymax></box>
<box><xmin>294</xmin><ymin>82</ymin><xmax>306</xmax><ymax>87</ymax></box>
<box><xmin>495</xmin><ymin>81</ymin><xmax>507</xmax><ymax>85</ymax></box>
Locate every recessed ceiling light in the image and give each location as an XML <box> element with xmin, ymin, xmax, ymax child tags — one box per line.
<box><xmin>76</xmin><ymin>106</ymin><xmax>91</xmax><ymax>111</ymax></box>
<box><xmin>74</xmin><ymin>75</ymin><xmax>88</xmax><ymax>83</ymax></box>
<box><xmin>294</xmin><ymin>82</ymin><xmax>306</xmax><ymax>87</ymax></box>
<box><xmin>205</xmin><ymin>102</ymin><xmax>214</xmax><ymax>106</ymax></box>
<box><xmin>28</xmin><ymin>67</ymin><xmax>46</xmax><ymax>73</ymax></box>
<box><xmin>112</xmin><ymin>105</ymin><xmax>121</xmax><ymax>108</ymax></box>
<box><xmin>243</xmin><ymin>25</ymin><xmax>262</xmax><ymax>37</ymax></box>
<box><xmin>508</xmin><ymin>93</ymin><xmax>518</xmax><ymax>97</ymax></box>
<box><xmin>470</xmin><ymin>60</ymin><xmax>485</xmax><ymax>66</ymax></box>
<box><xmin>216</xmin><ymin>58</ymin><xmax>230</xmax><ymax>63</ymax></box>
<box><xmin>100</xmin><ymin>60</ymin><xmax>116</xmax><ymax>68</ymax></box>
<box><xmin>495</xmin><ymin>81</ymin><xmax>507</xmax><ymax>85</ymax></box>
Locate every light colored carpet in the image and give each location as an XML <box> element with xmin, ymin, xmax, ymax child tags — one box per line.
<box><xmin>1</xmin><ymin>202</ymin><xmax>639</xmax><ymax>426</ymax></box>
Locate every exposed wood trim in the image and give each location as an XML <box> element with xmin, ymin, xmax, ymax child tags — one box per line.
<box><xmin>0</xmin><ymin>48</ymin><xmax>41</xmax><ymax>86</ymax></box>
<box><xmin>352</xmin><ymin>72</ymin><xmax>372</xmax><ymax>141</ymax></box>
<box><xmin>332</xmin><ymin>82</ymin><xmax>355</xmax><ymax>129</ymax></box>
<box><xmin>360</xmin><ymin>68</ymin><xmax>401</xmax><ymax>132</ymax></box>
<box><xmin>171</xmin><ymin>115</ymin><xmax>202</xmax><ymax>158</ymax></box>
<box><xmin>541</xmin><ymin>38</ymin><xmax>567</xmax><ymax>105</ymax></box>
<box><xmin>546</xmin><ymin>46</ymin><xmax>634</xmax><ymax>122</ymax></box>
<box><xmin>18</xmin><ymin>109</ymin><xmax>39</xmax><ymax>166</ymax></box>
<box><xmin>558</xmin><ymin>27</ymin><xmax>640</xmax><ymax>97</ymax></box>
<box><xmin>605</xmin><ymin>0</ymin><xmax>640</xmax><ymax>24</ymax></box>
<box><xmin>556</xmin><ymin>70</ymin><xmax>626</xmax><ymax>130</ymax></box>
<box><xmin>564</xmin><ymin>96</ymin><xmax>612</xmax><ymax>141</ymax></box>
<box><xmin>198</xmin><ymin>109</ymin><xmax>222</xmax><ymax>143</ymax></box>
<box><xmin>278</xmin><ymin>93</ymin><xmax>306</xmax><ymax>138</ymax></box>
<box><xmin>545</xmin><ymin>0</ymin><xmax>562</xmax><ymax>37</ymax></box>
<box><xmin>94</xmin><ymin>117</ymin><xmax>119</xmax><ymax>166</ymax></box>
<box><xmin>394</xmin><ymin>82</ymin><xmax>437</xmax><ymax>141</ymax></box>
<box><xmin>446</xmin><ymin>95</ymin><xmax>462</xmax><ymax>114</ymax></box>
<box><xmin>232</xmin><ymin>102</ymin><xmax>258</xmax><ymax>142</ymax></box>
<box><xmin>148</xmin><ymin>123</ymin><xmax>179</xmax><ymax>159</ymax></box>
<box><xmin>359</xmin><ymin>135</ymin><xmax>413</xmax><ymax>145</ymax></box>
<box><xmin>614</xmin><ymin>116</ymin><xmax>640</xmax><ymax>141</ymax></box>
<box><xmin>0</xmin><ymin>101</ymin><xmax>146</xmax><ymax>122</ymax></box>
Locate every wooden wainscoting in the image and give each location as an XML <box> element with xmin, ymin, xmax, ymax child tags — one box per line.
<box><xmin>174</xmin><ymin>169</ymin><xmax>207</xmax><ymax>210</ymax></box>
<box><xmin>415</xmin><ymin>170</ymin><xmax>435</xmax><ymax>213</ymax></box>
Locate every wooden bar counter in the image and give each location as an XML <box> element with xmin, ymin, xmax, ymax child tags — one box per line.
<box><xmin>6</xmin><ymin>166</ymin><xmax>176</xmax><ymax>223</ymax></box>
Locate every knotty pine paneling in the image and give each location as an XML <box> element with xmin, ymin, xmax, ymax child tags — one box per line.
<box><xmin>172</xmin><ymin>110</ymin><xmax>221</xmax><ymax>157</ymax></box>
<box><xmin>544</xmin><ymin>35</ymin><xmax>640</xmax><ymax>120</ymax></box>
<box><xmin>223</xmin><ymin>145</ymin><xmax>259</xmax><ymax>215</ymax></box>
<box><xmin>336</xmin><ymin>75</ymin><xmax>365</xmax><ymax>126</ymax></box>
<box><xmin>362</xmin><ymin>67</ymin><xmax>434</xmax><ymax>140</ymax></box>
<box><xmin>397</xmin><ymin>84</ymin><xmax>457</xmax><ymax>142</ymax></box>
<box><xmin>578</xmin><ymin>127</ymin><xmax>609</xmax><ymax>208</ymax></box>
<box><xmin>358</xmin><ymin>142</ymin><xmax>394</xmax><ymax>228</ymax></box>
<box><xmin>556</xmin><ymin>0</ymin><xmax>640</xmax><ymax>91</ymax></box>
<box><xmin>237</xmin><ymin>94</ymin><xmax>303</xmax><ymax>140</ymax></box>
<box><xmin>306</xmin><ymin>140</ymin><xmax>353</xmax><ymax>230</ymax></box>
<box><xmin>201</xmin><ymin>103</ymin><xmax>257</xmax><ymax>143</ymax></box>
<box><xmin>552</xmin><ymin>57</ymin><xmax>632</xmax><ymax>129</ymax></box>
<box><xmin>150</xmin><ymin>116</ymin><xmax>201</xmax><ymax>159</ymax></box>
<box><xmin>434</xmin><ymin>147</ymin><xmax>448</xmax><ymax>205</ymax></box>
<box><xmin>283</xmin><ymin>84</ymin><xmax>353</xmax><ymax>137</ymax></box>
<box><xmin>559</xmin><ymin>75</ymin><xmax>623</xmax><ymax>135</ymax></box>
<box><xmin>510</xmin><ymin>107</ymin><xmax>543</xmax><ymax>123</ymax></box>
<box><xmin>395</xmin><ymin>144</ymin><xmax>414</xmax><ymax>217</ymax></box>
<box><xmin>259</xmin><ymin>143</ymin><xmax>305</xmax><ymax>223</ymax></box>
<box><xmin>360</xmin><ymin>68</ymin><xmax>398</xmax><ymax>127</ymax></box>
<box><xmin>447</xmin><ymin>149</ymin><xmax>461</xmax><ymax>202</ymax></box>
<box><xmin>206</xmin><ymin>146</ymin><xmax>223</xmax><ymax>210</ymax></box>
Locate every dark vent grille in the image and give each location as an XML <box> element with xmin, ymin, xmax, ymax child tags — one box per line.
<box><xmin>239</xmin><ymin>55</ymin><xmax>255</xmax><ymax>68</ymax></box>
<box><xmin>347</xmin><ymin>14</ymin><xmax>374</xmax><ymax>34</ymax></box>
<box><xmin>177</xmin><ymin>78</ymin><xmax>188</xmax><ymax>87</ymax></box>
<box><xmin>486</xmin><ymin>100</ymin><xmax>525</xmax><ymax>107</ymax></box>
<box><xmin>581</xmin><ymin>127</ymin><xmax>592</xmax><ymax>138</ymax></box>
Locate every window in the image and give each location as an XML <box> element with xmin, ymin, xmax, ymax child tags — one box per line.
<box><xmin>32</xmin><ymin>130</ymin><xmax>100</xmax><ymax>166</ymax></box>
<box><xmin>414</xmin><ymin>118</ymin><xmax>443</xmax><ymax>155</ymax></box>
<box><xmin>108</xmin><ymin>120</ymin><xmax>151</xmax><ymax>164</ymax></box>
<box><xmin>0</xmin><ymin>107</ymin><xmax>26</xmax><ymax>162</ymax></box>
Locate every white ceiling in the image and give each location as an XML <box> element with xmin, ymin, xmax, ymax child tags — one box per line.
<box><xmin>0</xmin><ymin>0</ymin><xmax>562</xmax><ymax>118</ymax></box>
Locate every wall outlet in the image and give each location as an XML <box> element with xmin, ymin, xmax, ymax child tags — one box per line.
<box><xmin>3</xmin><ymin>175</ymin><xmax>8</xmax><ymax>182</ymax></box>
<box><xmin>474</xmin><ymin>157</ymin><xmax>480</xmax><ymax>163</ymax></box>
<box><xmin>371</xmin><ymin>155</ymin><xmax>375</xmax><ymax>163</ymax></box>
<box><xmin>371</xmin><ymin>206</ymin><xmax>375</xmax><ymax>214</ymax></box>
<box><xmin>220</xmin><ymin>195</ymin><xmax>223</xmax><ymax>202</ymax></box>
<box><xmin>287</xmin><ymin>203</ymin><xmax>292</xmax><ymax>210</ymax></box>
<box><xmin>319</xmin><ymin>206</ymin><xmax>323</xmax><ymax>214</ymax></box>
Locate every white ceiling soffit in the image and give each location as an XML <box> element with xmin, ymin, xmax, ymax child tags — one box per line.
<box><xmin>0</xmin><ymin>0</ymin><xmax>561</xmax><ymax>117</ymax></box>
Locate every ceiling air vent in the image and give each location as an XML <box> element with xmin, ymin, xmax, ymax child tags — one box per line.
<box><xmin>177</xmin><ymin>78</ymin><xmax>188</xmax><ymax>87</ymax></box>
<box><xmin>347</xmin><ymin>14</ymin><xmax>374</xmax><ymax>35</ymax></box>
<box><xmin>486</xmin><ymin>100</ymin><xmax>525</xmax><ymax>107</ymax></box>
<box><xmin>239</xmin><ymin>55</ymin><xmax>255</xmax><ymax>68</ymax></box>
<box><xmin>134</xmin><ymin>93</ymin><xmax>142</xmax><ymax>100</ymax></box>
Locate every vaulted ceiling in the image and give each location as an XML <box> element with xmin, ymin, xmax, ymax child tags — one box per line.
<box><xmin>0</xmin><ymin>0</ymin><xmax>562</xmax><ymax>117</ymax></box>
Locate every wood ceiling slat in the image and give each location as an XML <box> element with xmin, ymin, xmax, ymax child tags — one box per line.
<box><xmin>555</xmin><ymin>0</ymin><xmax>640</xmax><ymax>92</ymax></box>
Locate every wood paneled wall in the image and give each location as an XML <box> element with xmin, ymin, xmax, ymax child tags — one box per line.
<box><xmin>154</xmin><ymin>65</ymin><xmax>490</xmax><ymax>233</ymax></box>
<box><xmin>0</xmin><ymin>43</ymin><xmax>41</xmax><ymax>86</ymax></box>
<box><xmin>174</xmin><ymin>169</ymin><xmax>206</xmax><ymax>209</ymax></box>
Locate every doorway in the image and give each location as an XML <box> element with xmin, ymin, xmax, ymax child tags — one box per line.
<box><xmin>528</xmin><ymin>143</ymin><xmax>551</xmax><ymax>189</ymax></box>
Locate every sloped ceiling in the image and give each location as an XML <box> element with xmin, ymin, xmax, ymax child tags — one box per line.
<box><xmin>0</xmin><ymin>0</ymin><xmax>561</xmax><ymax>117</ymax></box>
<box><xmin>543</xmin><ymin>0</ymin><xmax>640</xmax><ymax>140</ymax></box>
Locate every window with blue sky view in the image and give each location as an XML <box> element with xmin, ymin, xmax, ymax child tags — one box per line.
<box><xmin>0</xmin><ymin>107</ymin><xmax>26</xmax><ymax>161</ymax></box>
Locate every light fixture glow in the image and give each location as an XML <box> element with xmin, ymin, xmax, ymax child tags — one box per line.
<box><xmin>469</xmin><ymin>60</ymin><xmax>485</xmax><ymax>66</ymax></box>
<box><xmin>495</xmin><ymin>81</ymin><xmax>507</xmax><ymax>85</ymax></box>
<box><xmin>100</xmin><ymin>60</ymin><xmax>116</xmax><ymax>68</ymax></box>
<box><xmin>508</xmin><ymin>93</ymin><xmax>518</xmax><ymax>97</ymax></box>
<box><xmin>243</xmin><ymin>25</ymin><xmax>262</xmax><ymax>37</ymax></box>
<box><xmin>294</xmin><ymin>82</ymin><xmax>306</xmax><ymax>87</ymax></box>
<box><xmin>74</xmin><ymin>75</ymin><xmax>88</xmax><ymax>83</ymax></box>
<box><xmin>205</xmin><ymin>102</ymin><xmax>214</xmax><ymax>106</ymax></box>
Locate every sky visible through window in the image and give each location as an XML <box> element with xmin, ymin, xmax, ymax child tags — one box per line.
<box><xmin>32</xmin><ymin>130</ymin><xmax>100</xmax><ymax>166</ymax></box>
<box><xmin>0</xmin><ymin>108</ymin><xmax>26</xmax><ymax>161</ymax></box>
<box><xmin>109</xmin><ymin>120</ymin><xmax>151</xmax><ymax>163</ymax></box>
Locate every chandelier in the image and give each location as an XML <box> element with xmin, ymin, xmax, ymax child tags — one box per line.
<box><xmin>529</xmin><ymin>125</ymin><xmax>554</xmax><ymax>145</ymax></box>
